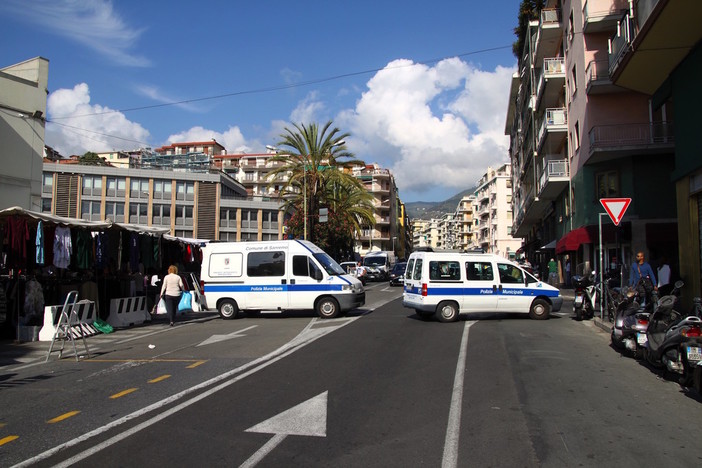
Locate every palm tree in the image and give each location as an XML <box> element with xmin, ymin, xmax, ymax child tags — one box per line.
<box><xmin>267</xmin><ymin>121</ymin><xmax>367</xmax><ymax>244</ymax></box>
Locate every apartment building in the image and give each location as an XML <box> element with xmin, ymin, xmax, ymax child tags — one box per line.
<box><xmin>353</xmin><ymin>164</ymin><xmax>400</xmax><ymax>256</ymax></box>
<box><xmin>0</xmin><ymin>57</ymin><xmax>48</xmax><ymax>212</ymax></box>
<box><xmin>41</xmin><ymin>160</ymin><xmax>285</xmax><ymax>242</ymax></box>
<box><xmin>454</xmin><ymin>194</ymin><xmax>476</xmax><ymax>251</ymax></box>
<box><xmin>471</xmin><ymin>164</ymin><xmax>520</xmax><ymax>258</ymax></box>
<box><xmin>506</xmin><ymin>0</ymin><xmax>679</xmax><ymax>279</ymax></box>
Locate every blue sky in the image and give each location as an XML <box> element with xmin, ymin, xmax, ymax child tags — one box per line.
<box><xmin>1</xmin><ymin>0</ymin><xmax>520</xmax><ymax>202</ymax></box>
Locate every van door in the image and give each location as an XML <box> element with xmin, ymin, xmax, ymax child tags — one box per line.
<box><xmin>288</xmin><ymin>254</ymin><xmax>324</xmax><ymax>309</ymax></box>
<box><xmin>495</xmin><ymin>262</ymin><xmax>533</xmax><ymax>313</ymax></box>
<box><xmin>464</xmin><ymin>260</ymin><xmax>498</xmax><ymax>312</ymax></box>
<box><xmin>245</xmin><ymin>250</ymin><xmax>289</xmax><ymax>310</ymax></box>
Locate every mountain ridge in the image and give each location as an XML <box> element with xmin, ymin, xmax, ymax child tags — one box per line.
<box><xmin>405</xmin><ymin>188</ymin><xmax>476</xmax><ymax>220</ymax></box>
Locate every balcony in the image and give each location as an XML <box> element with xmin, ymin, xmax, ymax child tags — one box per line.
<box><xmin>583</xmin><ymin>0</ymin><xmax>628</xmax><ymax>33</ymax></box>
<box><xmin>537</xmin><ymin>108</ymin><xmax>567</xmax><ymax>153</ymax></box>
<box><xmin>587</xmin><ymin>122</ymin><xmax>675</xmax><ymax>164</ymax></box>
<box><xmin>609</xmin><ymin>1</ymin><xmax>702</xmax><ymax>95</ymax></box>
<box><xmin>512</xmin><ymin>185</ymin><xmax>550</xmax><ymax>238</ymax></box>
<box><xmin>535</xmin><ymin>58</ymin><xmax>565</xmax><ymax>110</ymax></box>
<box><xmin>538</xmin><ymin>159</ymin><xmax>569</xmax><ymax>200</ymax></box>
<box><xmin>532</xmin><ymin>9</ymin><xmax>562</xmax><ymax>66</ymax></box>
<box><xmin>585</xmin><ymin>60</ymin><xmax>623</xmax><ymax>95</ymax></box>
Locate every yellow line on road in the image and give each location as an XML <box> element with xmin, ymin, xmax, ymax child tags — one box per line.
<box><xmin>186</xmin><ymin>360</ymin><xmax>207</xmax><ymax>369</ymax></box>
<box><xmin>0</xmin><ymin>435</ymin><xmax>19</xmax><ymax>446</ymax></box>
<box><xmin>109</xmin><ymin>388</ymin><xmax>138</xmax><ymax>399</ymax></box>
<box><xmin>148</xmin><ymin>375</ymin><xmax>171</xmax><ymax>383</ymax></box>
<box><xmin>47</xmin><ymin>411</ymin><xmax>81</xmax><ymax>424</ymax></box>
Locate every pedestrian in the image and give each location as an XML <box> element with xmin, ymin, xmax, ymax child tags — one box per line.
<box><xmin>565</xmin><ymin>257</ymin><xmax>571</xmax><ymax>288</ymax></box>
<box><xmin>160</xmin><ymin>264</ymin><xmax>184</xmax><ymax>326</ymax></box>
<box><xmin>547</xmin><ymin>258</ymin><xmax>558</xmax><ymax>286</ymax></box>
<box><xmin>629</xmin><ymin>251</ymin><xmax>657</xmax><ymax>304</ymax></box>
<box><xmin>657</xmin><ymin>256</ymin><xmax>671</xmax><ymax>296</ymax></box>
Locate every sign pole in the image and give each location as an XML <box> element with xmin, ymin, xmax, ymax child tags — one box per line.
<box><xmin>599</xmin><ymin>213</ymin><xmax>606</xmax><ymax>320</ymax></box>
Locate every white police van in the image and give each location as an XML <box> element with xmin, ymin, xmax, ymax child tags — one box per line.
<box><xmin>402</xmin><ymin>251</ymin><xmax>562</xmax><ymax>322</ymax></box>
<box><xmin>200</xmin><ymin>240</ymin><xmax>365</xmax><ymax>319</ymax></box>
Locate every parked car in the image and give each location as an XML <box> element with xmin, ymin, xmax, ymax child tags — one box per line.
<box><xmin>389</xmin><ymin>262</ymin><xmax>407</xmax><ymax>286</ymax></box>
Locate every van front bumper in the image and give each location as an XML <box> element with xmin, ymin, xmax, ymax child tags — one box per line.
<box><xmin>336</xmin><ymin>291</ymin><xmax>366</xmax><ymax>312</ymax></box>
<box><xmin>551</xmin><ymin>296</ymin><xmax>563</xmax><ymax>312</ymax></box>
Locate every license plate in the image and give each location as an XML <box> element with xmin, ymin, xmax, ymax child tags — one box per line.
<box><xmin>687</xmin><ymin>346</ymin><xmax>702</xmax><ymax>362</ymax></box>
<box><xmin>637</xmin><ymin>333</ymin><xmax>648</xmax><ymax>346</ymax></box>
<box><xmin>574</xmin><ymin>295</ymin><xmax>583</xmax><ymax>306</ymax></box>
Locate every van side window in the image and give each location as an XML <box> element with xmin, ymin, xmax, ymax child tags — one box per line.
<box><xmin>406</xmin><ymin>259</ymin><xmax>415</xmax><ymax>278</ymax></box>
<box><xmin>292</xmin><ymin>255</ymin><xmax>309</xmax><ymax>276</ymax></box>
<box><xmin>466</xmin><ymin>262</ymin><xmax>494</xmax><ymax>281</ymax></box>
<box><xmin>429</xmin><ymin>261</ymin><xmax>461</xmax><ymax>281</ymax></box>
<box><xmin>498</xmin><ymin>263</ymin><xmax>523</xmax><ymax>284</ymax></box>
<box><xmin>248</xmin><ymin>251</ymin><xmax>285</xmax><ymax>277</ymax></box>
<box><xmin>413</xmin><ymin>259</ymin><xmax>423</xmax><ymax>280</ymax></box>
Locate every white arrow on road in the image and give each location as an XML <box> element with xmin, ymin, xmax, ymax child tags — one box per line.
<box><xmin>239</xmin><ymin>391</ymin><xmax>328</xmax><ymax>468</ymax></box>
<box><xmin>196</xmin><ymin>325</ymin><xmax>258</xmax><ymax>347</ymax></box>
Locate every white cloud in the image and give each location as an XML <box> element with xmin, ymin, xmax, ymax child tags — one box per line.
<box><xmin>133</xmin><ymin>85</ymin><xmax>203</xmax><ymax>113</ymax></box>
<box><xmin>46</xmin><ymin>83</ymin><xmax>150</xmax><ymax>155</ymax></box>
<box><xmin>338</xmin><ymin>58</ymin><xmax>515</xmax><ymax>200</ymax></box>
<box><xmin>1</xmin><ymin>0</ymin><xmax>149</xmax><ymax>67</ymax></box>
<box><xmin>289</xmin><ymin>91</ymin><xmax>326</xmax><ymax>125</ymax></box>
<box><xmin>165</xmin><ymin>126</ymin><xmax>251</xmax><ymax>154</ymax></box>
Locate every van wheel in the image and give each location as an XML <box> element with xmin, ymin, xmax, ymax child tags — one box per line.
<box><xmin>436</xmin><ymin>301</ymin><xmax>459</xmax><ymax>323</ymax></box>
<box><xmin>529</xmin><ymin>299</ymin><xmax>551</xmax><ymax>320</ymax></box>
<box><xmin>219</xmin><ymin>299</ymin><xmax>239</xmax><ymax>320</ymax></box>
<box><xmin>316</xmin><ymin>297</ymin><xmax>340</xmax><ymax>319</ymax></box>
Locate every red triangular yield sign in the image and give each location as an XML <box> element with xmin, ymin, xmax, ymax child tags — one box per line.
<box><xmin>600</xmin><ymin>198</ymin><xmax>631</xmax><ymax>226</ymax></box>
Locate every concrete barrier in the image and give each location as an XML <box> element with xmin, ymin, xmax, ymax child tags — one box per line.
<box><xmin>38</xmin><ymin>300</ymin><xmax>98</xmax><ymax>342</ymax></box>
<box><xmin>106</xmin><ymin>296</ymin><xmax>150</xmax><ymax>328</ymax></box>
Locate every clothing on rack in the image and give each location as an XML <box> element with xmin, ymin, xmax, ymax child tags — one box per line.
<box><xmin>53</xmin><ymin>226</ymin><xmax>72</xmax><ymax>269</ymax></box>
<box><xmin>36</xmin><ymin>220</ymin><xmax>45</xmax><ymax>265</ymax></box>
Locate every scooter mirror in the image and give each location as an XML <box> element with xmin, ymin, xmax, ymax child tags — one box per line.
<box><xmin>674</xmin><ymin>280</ymin><xmax>684</xmax><ymax>289</ymax></box>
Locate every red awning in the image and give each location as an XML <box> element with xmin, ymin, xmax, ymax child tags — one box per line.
<box><xmin>556</xmin><ymin>227</ymin><xmax>592</xmax><ymax>254</ymax></box>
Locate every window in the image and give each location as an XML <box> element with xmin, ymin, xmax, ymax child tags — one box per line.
<box><xmin>429</xmin><ymin>261</ymin><xmax>461</xmax><ymax>281</ymax></box>
<box><xmin>574</xmin><ymin>121</ymin><xmax>580</xmax><ymax>153</ymax></box>
<box><xmin>263</xmin><ymin>210</ymin><xmax>279</xmax><ymax>229</ymax></box>
<box><xmin>152</xmin><ymin>204</ymin><xmax>171</xmax><ymax>225</ymax></box>
<box><xmin>247</xmin><ymin>251</ymin><xmax>285</xmax><ymax>277</ymax></box>
<box><xmin>176</xmin><ymin>181</ymin><xmax>194</xmax><ymax>201</ymax></box>
<box><xmin>412</xmin><ymin>259</ymin><xmax>423</xmax><ymax>280</ymax></box>
<box><xmin>175</xmin><ymin>205</ymin><xmax>193</xmax><ymax>226</ymax></box>
<box><xmin>130</xmin><ymin>178</ymin><xmax>149</xmax><ymax>199</ymax></box>
<box><xmin>498</xmin><ymin>263</ymin><xmax>524</xmax><ymax>284</ymax></box>
<box><xmin>106</xmin><ymin>177</ymin><xmax>126</xmax><ymax>197</ymax></box>
<box><xmin>41</xmin><ymin>198</ymin><xmax>52</xmax><ymax>213</ymax></box>
<box><xmin>568</xmin><ymin>11</ymin><xmax>574</xmax><ymax>43</ymax></box>
<box><xmin>242</xmin><ymin>210</ymin><xmax>258</xmax><ymax>229</ymax></box>
<box><xmin>154</xmin><ymin>180</ymin><xmax>172</xmax><ymax>200</ymax></box>
<box><xmin>465</xmin><ymin>262</ymin><xmax>494</xmax><ymax>281</ymax></box>
<box><xmin>220</xmin><ymin>208</ymin><xmax>236</xmax><ymax>228</ymax></box>
<box><xmin>81</xmin><ymin>200</ymin><xmax>101</xmax><ymax>221</ymax></box>
<box><xmin>42</xmin><ymin>173</ymin><xmax>53</xmax><ymax>193</ymax></box>
<box><xmin>292</xmin><ymin>255</ymin><xmax>321</xmax><ymax>278</ymax></box>
<box><xmin>570</xmin><ymin>64</ymin><xmax>577</xmax><ymax>98</ymax></box>
<box><xmin>82</xmin><ymin>175</ymin><xmax>102</xmax><ymax>196</ymax></box>
<box><xmin>129</xmin><ymin>203</ymin><xmax>148</xmax><ymax>224</ymax></box>
<box><xmin>596</xmin><ymin>171</ymin><xmax>619</xmax><ymax>198</ymax></box>
<box><xmin>105</xmin><ymin>202</ymin><xmax>125</xmax><ymax>222</ymax></box>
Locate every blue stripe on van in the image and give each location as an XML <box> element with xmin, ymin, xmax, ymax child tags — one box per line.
<box><xmin>405</xmin><ymin>285</ymin><xmax>560</xmax><ymax>297</ymax></box>
<box><xmin>204</xmin><ymin>283</ymin><xmax>344</xmax><ymax>293</ymax></box>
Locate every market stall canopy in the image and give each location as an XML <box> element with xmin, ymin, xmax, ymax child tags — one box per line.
<box><xmin>0</xmin><ymin>206</ymin><xmax>111</xmax><ymax>229</ymax></box>
<box><xmin>163</xmin><ymin>234</ymin><xmax>209</xmax><ymax>246</ymax></box>
<box><xmin>556</xmin><ymin>227</ymin><xmax>592</xmax><ymax>254</ymax></box>
<box><xmin>541</xmin><ymin>240</ymin><xmax>557</xmax><ymax>250</ymax></box>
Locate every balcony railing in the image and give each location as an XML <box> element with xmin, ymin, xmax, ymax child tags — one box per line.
<box><xmin>589</xmin><ymin>122</ymin><xmax>674</xmax><ymax>149</ymax></box>
<box><xmin>586</xmin><ymin>60</ymin><xmax>610</xmax><ymax>86</ymax></box>
<box><xmin>608</xmin><ymin>13</ymin><xmax>634</xmax><ymax>75</ymax></box>
<box><xmin>538</xmin><ymin>159</ymin><xmax>569</xmax><ymax>193</ymax></box>
<box><xmin>537</xmin><ymin>108</ymin><xmax>567</xmax><ymax>148</ymax></box>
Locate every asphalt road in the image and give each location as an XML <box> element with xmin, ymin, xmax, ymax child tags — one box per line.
<box><xmin>3</xmin><ymin>282</ymin><xmax>702</xmax><ymax>467</ymax></box>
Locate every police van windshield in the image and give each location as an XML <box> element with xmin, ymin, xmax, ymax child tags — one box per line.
<box><xmin>313</xmin><ymin>252</ymin><xmax>346</xmax><ymax>275</ymax></box>
<box><xmin>363</xmin><ymin>257</ymin><xmax>386</xmax><ymax>267</ymax></box>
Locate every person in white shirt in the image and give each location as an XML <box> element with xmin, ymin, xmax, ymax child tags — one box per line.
<box><xmin>160</xmin><ymin>265</ymin><xmax>184</xmax><ymax>326</ymax></box>
<box><xmin>657</xmin><ymin>257</ymin><xmax>671</xmax><ymax>296</ymax></box>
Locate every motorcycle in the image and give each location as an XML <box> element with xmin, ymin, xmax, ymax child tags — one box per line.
<box><xmin>642</xmin><ymin>280</ymin><xmax>702</xmax><ymax>386</ymax></box>
<box><xmin>610</xmin><ymin>282</ymin><xmax>657</xmax><ymax>359</ymax></box>
<box><xmin>572</xmin><ymin>271</ymin><xmax>597</xmax><ymax>321</ymax></box>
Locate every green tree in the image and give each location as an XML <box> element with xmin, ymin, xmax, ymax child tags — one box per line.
<box><xmin>512</xmin><ymin>0</ymin><xmax>544</xmax><ymax>60</ymax></box>
<box><xmin>79</xmin><ymin>151</ymin><xmax>107</xmax><ymax>166</ymax></box>
<box><xmin>268</xmin><ymin>121</ymin><xmax>369</xmax><ymax>247</ymax></box>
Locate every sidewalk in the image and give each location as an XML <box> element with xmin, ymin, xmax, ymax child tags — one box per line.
<box><xmin>559</xmin><ymin>285</ymin><xmax>613</xmax><ymax>334</ymax></box>
<box><xmin>0</xmin><ymin>310</ymin><xmax>220</xmax><ymax>368</ymax></box>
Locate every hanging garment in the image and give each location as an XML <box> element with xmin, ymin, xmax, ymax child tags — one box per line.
<box><xmin>7</xmin><ymin>216</ymin><xmax>29</xmax><ymax>267</ymax></box>
<box><xmin>95</xmin><ymin>232</ymin><xmax>108</xmax><ymax>268</ymax></box>
<box><xmin>76</xmin><ymin>230</ymin><xmax>93</xmax><ymax>269</ymax></box>
<box><xmin>35</xmin><ymin>220</ymin><xmax>45</xmax><ymax>265</ymax></box>
<box><xmin>129</xmin><ymin>232</ymin><xmax>139</xmax><ymax>273</ymax></box>
<box><xmin>53</xmin><ymin>226</ymin><xmax>72</xmax><ymax>269</ymax></box>
<box><xmin>23</xmin><ymin>278</ymin><xmax>44</xmax><ymax>324</ymax></box>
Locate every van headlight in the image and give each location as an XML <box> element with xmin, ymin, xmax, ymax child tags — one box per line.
<box><xmin>342</xmin><ymin>284</ymin><xmax>352</xmax><ymax>291</ymax></box>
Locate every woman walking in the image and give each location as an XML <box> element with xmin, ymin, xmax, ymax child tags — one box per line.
<box><xmin>161</xmin><ymin>264</ymin><xmax>184</xmax><ymax>326</ymax></box>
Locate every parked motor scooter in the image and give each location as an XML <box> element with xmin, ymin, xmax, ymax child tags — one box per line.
<box><xmin>643</xmin><ymin>280</ymin><xmax>702</xmax><ymax>386</ymax></box>
<box><xmin>572</xmin><ymin>271</ymin><xmax>597</xmax><ymax>321</ymax></box>
<box><xmin>610</xmin><ymin>281</ymin><xmax>656</xmax><ymax>359</ymax></box>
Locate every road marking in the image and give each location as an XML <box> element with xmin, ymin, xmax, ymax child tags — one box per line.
<box><xmin>197</xmin><ymin>325</ymin><xmax>258</xmax><ymax>347</ymax></box>
<box><xmin>148</xmin><ymin>375</ymin><xmax>171</xmax><ymax>384</ymax></box>
<box><xmin>88</xmin><ymin>359</ymin><xmax>204</xmax><ymax>363</ymax></box>
<box><xmin>109</xmin><ymin>388</ymin><xmax>138</xmax><ymax>399</ymax></box>
<box><xmin>0</xmin><ymin>435</ymin><xmax>19</xmax><ymax>446</ymax></box>
<box><xmin>442</xmin><ymin>320</ymin><xmax>474</xmax><ymax>468</ymax></box>
<box><xmin>47</xmin><ymin>411</ymin><xmax>81</xmax><ymax>424</ymax></box>
<box><xmin>241</xmin><ymin>391</ymin><xmax>328</xmax><ymax>467</ymax></box>
<box><xmin>186</xmin><ymin>360</ymin><xmax>207</xmax><ymax>369</ymax></box>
